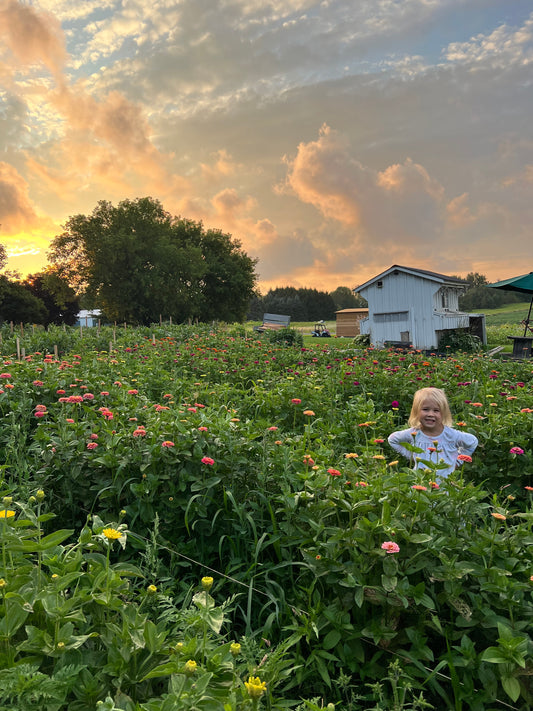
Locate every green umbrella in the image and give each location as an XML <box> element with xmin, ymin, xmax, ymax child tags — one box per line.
<box><xmin>487</xmin><ymin>272</ymin><xmax>533</xmax><ymax>337</ymax></box>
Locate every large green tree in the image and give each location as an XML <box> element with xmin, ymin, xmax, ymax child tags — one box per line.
<box><xmin>48</xmin><ymin>198</ymin><xmax>257</xmax><ymax>325</ymax></box>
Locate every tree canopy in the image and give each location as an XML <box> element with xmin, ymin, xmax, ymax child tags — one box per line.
<box><xmin>48</xmin><ymin>198</ymin><xmax>257</xmax><ymax>325</ymax></box>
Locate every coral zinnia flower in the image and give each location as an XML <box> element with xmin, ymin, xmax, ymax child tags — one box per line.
<box><xmin>381</xmin><ymin>541</ymin><xmax>400</xmax><ymax>554</ymax></box>
<box><xmin>161</xmin><ymin>441</ymin><xmax>175</xmax><ymax>448</ymax></box>
<box><xmin>457</xmin><ymin>454</ymin><xmax>472</xmax><ymax>463</ymax></box>
<box><xmin>491</xmin><ymin>512</ymin><xmax>506</xmax><ymax>521</ymax></box>
<box><xmin>327</xmin><ymin>468</ymin><xmax>341</xmax><ymax>476</ymax></box>
<box><xmin>201</xmin><ymin>456</ymin><xmax>215</xmax><ymax>465</ymax></box>
<box><xmin>412</xmin><ymin>484</ymin><xmax>427</xmax><ymax>491</ymax></box>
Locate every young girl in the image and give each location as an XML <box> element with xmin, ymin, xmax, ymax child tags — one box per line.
<box><xmin>388</xmin><ymin>387</ymin><xmax>478</xmax><ymax>478</ymax></box>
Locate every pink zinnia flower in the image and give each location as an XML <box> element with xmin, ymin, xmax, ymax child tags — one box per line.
<box><xmin>327</xmin><ymin>468</ymin><xmax>341</xmax><ymax>477</ymax></box>
<box><xmin>391</xmin><ymin>401</ymin><xmax>399</xmax><ymax>408</ymax></box>
<box><xmin>291</xmin><ymin>398</ymin><xmax>302</xmax><ymax>405</ymax></box>
<box><xmin>127</xmin><ymin>389</ymin><xmax>138</xmax><ymax>395</ymax></box>
<box><xmin>198</xmin><ymin>426</ymin><xmax>208</xmax><ymax>432</ymax></box>
<box><xmin>412</xmin><ymin>484</ymin><xmax>427</xmax><ymax>491</ymax></box>
<box><xmin>0</xmin><ymin>373</ymin><xmax>12</xmax><ymax>379</ymax></box>
<box><xmin>201</xmin><ymin>456</ymin><xmax>215</xmax><ymax>466</ymax></box>
<box><xmin>162</xmin><ymin>441</ymin><xmax>175</xmax><ymax>448</ymax></box>
<box><xmin>86</xmin><ymin>442</ymin><xmax>98</xmax><ymax>450</ymax></box>
<box><xmin>83</xmin><ymin>393</ymin><xmax>94</xmax><ymax>400</ymax></box>
<box><xmin>33</xmin><ymin>380</ymin><xmax>43</xmax><ymax>386</ymax></box>
<box><xmin>381</xmin><ymin>541</ymin><xmax>400</xmax><ymax>554</ymax></box>
<box><xmin>457</xmin><ymin>454</ymin><xmax>472</xmax><ymax>463</ymax></box>
<box><xmin>133</xmin><ymin>428</ymin><xmax>147</xmax><ymax>437</ymax></box>
<box><xmin>510</xmin><ymin>446</ymin><xmax>524</xmax><ymax>455</ymax></box>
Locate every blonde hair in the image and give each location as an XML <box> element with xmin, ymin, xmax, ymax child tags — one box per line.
<box><xmin>408</xmin><ymin>387</ymin><xmax>452</xmax><ymax>428</ymax></box>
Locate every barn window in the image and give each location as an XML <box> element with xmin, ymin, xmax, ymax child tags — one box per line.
<box><xmin>374</xmin><ymin>311</ymin><xmax>408</xmax><ymax>323</ymax></box>
<box><xmin>377</xmin><ymin>280</ymin><xmax>383</xmax><ymax>288</ymax></box>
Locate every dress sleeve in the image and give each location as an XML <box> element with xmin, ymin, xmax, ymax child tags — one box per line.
<box><xmin>455</xmin><ymin>430</ymin><xmax>478</xmax><ymax>455</ymax></box>
<box><xmin>388</xmin><ymin>429</ymin><xmax>416</xmax><ymax>461</ymax></box>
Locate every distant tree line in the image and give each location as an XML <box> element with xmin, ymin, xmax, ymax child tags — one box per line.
<box><xmin>0</xmin><ymin>244</ymin><xmax>80</xmax><ymax>326</ymax></box>
<box><xmin>457</xmin><ymin>272</ymin><xmax>523</xmax><ymax>311</ymax></box>
<box><xmin>248</xmin><ymin>285</ymin><xmax>367</xmax><ymax>322</ymax></box>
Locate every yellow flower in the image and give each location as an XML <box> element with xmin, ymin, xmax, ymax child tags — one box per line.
<box><xmin>0</xmin><ymin>578</ymin><xmax>6</xmax><ymax>589</ymax></box>
<box><xmin>372</xmin><ymin>455</ymin><xmax>385</xmax><ymax>460</ymax></box>
<box><xmin>345</xmin><ymin>452</ymin><xmax>359</xmax><ymax>459</ymax></box>
<box><xmin>388</xmin><ymin>460</ymin><xmax>399</xmax><ymax>467</ymax></box>
<box><xmin>0</xmin><ymin>510</ymin><xmax>15</xmax><ymax>519</ymax></box>
<box><xmin>102</xmin><ymin>527</ymin><xmax>122</xmax><ymax>540</ymax></box>
<box><xmin>2</xmin><ymin>497</ymin><xmax>12</xmax><ymax>505</ymax></box>
<box><xmin>201</xmin><ymin>576</ymin><xmax>214</xmax><ymax>591</ymax></box>
<box><xmin>230</xmin><ymin>642</ymin><xmax>241</xmax><ymax>657</ymax></box>
<box><xmin>245</xmin><ymin>676</ymin><xmax>267</xmax><ymax>699</ymax></box>
<box><xmin>36</xmin><ymin>490</ymin><xmax>45</xmax><ymax>502</ymax></box>
<box><xmin>184</xmin><ymin>659</ymin><xmax>197</xmax><ymax>675</ymax></box>
<box><xmin>147</xmin><ymin>584</ymin><xmax>157</xmax><ymax>594</ymax></box>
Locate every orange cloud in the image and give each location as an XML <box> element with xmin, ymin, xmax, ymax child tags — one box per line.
<box><xmin>0</xmin><ymin>0</ymin><xmax>66</xmax><ymax>79</ymax></box>
<box><xmin>0</xmin><ymin>161</ymin><xmax>39</xmax><ymax>232</ymax></box>
<box><xmin>281</xmin><ymin>124</ymin><xmax>362</xmax><ymax>225</ymax></box>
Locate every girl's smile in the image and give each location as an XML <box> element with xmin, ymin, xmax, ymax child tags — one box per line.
<box><xmin>419</xmin><ymin>400</ymin><xmax>444</xmax><ymax>436</ymax></box>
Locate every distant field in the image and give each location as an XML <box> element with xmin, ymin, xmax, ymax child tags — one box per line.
<box><xmin>482</xmin><ymin>300</ymin><xmax>531</xmax><ymax>326</ymax></box>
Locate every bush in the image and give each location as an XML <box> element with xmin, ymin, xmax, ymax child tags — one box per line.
<box><xmin>267</xmin><ymin>327</ymin><xmax>304</xmax><ymax>347</ymax></box>
<box><xmin>437</xmin><ymin>329</ymin><xmax>482</xmax><ymax>353</ymax></box>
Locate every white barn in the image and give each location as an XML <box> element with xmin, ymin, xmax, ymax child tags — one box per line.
<box><xmin>355</xmin><ymin>265</ymin><xmax>486</xmax><ymax>350</ymax></box>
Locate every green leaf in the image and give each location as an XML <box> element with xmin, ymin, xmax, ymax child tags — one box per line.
<box><xmin>501</xmin><ymin>676</ymin><xmax>521</xmax><ymax>702</ymax></box>
<box><xmin>0</xmin><ymin>600</ymin><xmax>29</xmax><ymax>637</ymax></box>
<box><xmin>409</xmin><ymin>533</ymin><xmax>433</xmax><ymax>543</ymax></box>
<box><xmin>481</xmin><ymin>647</ymin><xmax>508</xmax><ymax>664</ymax></box>
<box><xmin>322</xmin><ymin>629</ymin><xmax>342</xmax><ymax>650</ymax></box>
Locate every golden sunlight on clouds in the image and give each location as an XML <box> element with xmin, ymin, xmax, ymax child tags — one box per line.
<box><xmin>0</xmin><ymin>0</ymin><xmax>66</xmax><ymax>79</ymax></box>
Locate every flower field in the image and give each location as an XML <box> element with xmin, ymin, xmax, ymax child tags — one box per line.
<box><xmin>0</xmin><ymin>323</ymin><xmax>531</xmax><ymax>710</ymax></box>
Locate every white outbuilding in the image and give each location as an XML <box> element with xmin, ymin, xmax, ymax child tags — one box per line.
<box><xmin>355</xmin><ymin>265</ymin><xmax>486</xmax><ymax>350</ymax></box>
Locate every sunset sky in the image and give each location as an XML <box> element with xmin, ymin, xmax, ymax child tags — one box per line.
<box><xmin>1</xmin><ymin>0</ymin><xmax>532</xmax><ymax>293</ymax></box>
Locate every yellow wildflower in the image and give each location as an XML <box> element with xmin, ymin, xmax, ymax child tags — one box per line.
<box><xmin>0</xmin><ymin>510</ymin><xmax>15</xmax><ymax>519</ymax></box>
<box><xmin>201</xmin><ymin>576</ymin><xmax>214</xmax><ymax>591</ymax></box>
<box><xmin>102</xmin><ymin>527</ymin><xmax>122</xmax><ymax>540</ymax></box>
<box><xmin>245</xmin><ymin>676</ymin><xmax>267</xmax><ymax>699</ymax></box>
<box><xmin>184</xmin><ymin>659</ymin><xmax>197</xmax><ymax>675</ymax></box>
<box><xmin>147</xmin><ymin>584</ymin><xmax>157</xmax><ymax>594</ymax></box>
<box><xmin>230</xmin><ymin>642</ymin><xmax>241</xmax><ymax>657</ymax></box>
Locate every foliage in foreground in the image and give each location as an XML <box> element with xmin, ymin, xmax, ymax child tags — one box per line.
<box><xmin>0</xmin><ymin>323</ymin><xmax>531</xmax><ymax>709</ymax></box>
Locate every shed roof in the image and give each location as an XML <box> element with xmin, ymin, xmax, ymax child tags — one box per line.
<box><xmin>335</xmin><ymin>308</ymin><xmax>369</xmax><ymax>314</ymax></box>
<box><xmin>355</xmin><ymin>265</ymin><xmax>467</xmax><ymax>292</ymax></box>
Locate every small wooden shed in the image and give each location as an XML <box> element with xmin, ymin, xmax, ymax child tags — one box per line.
<box><xmin>335</xmin><ymin>308</ymin><xmax>369</xmax><ymax>337</ymax></box>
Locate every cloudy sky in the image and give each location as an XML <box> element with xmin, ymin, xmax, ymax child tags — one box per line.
<box><xmin>1</xmin><ymin>0</ymin><xmax>532</xmax><ymax>293</ymax></box>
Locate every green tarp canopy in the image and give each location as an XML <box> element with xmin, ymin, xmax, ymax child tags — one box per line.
<box><xmin>487</xmin><ymin>272</ymin><xmax>533</xmax><ymax>337</ymax></box>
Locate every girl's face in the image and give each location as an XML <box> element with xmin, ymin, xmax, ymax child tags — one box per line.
<box><xmin>419</xmin><ymin>399</ymin><xmax>443</xmax><ymax>436</ymax></box>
